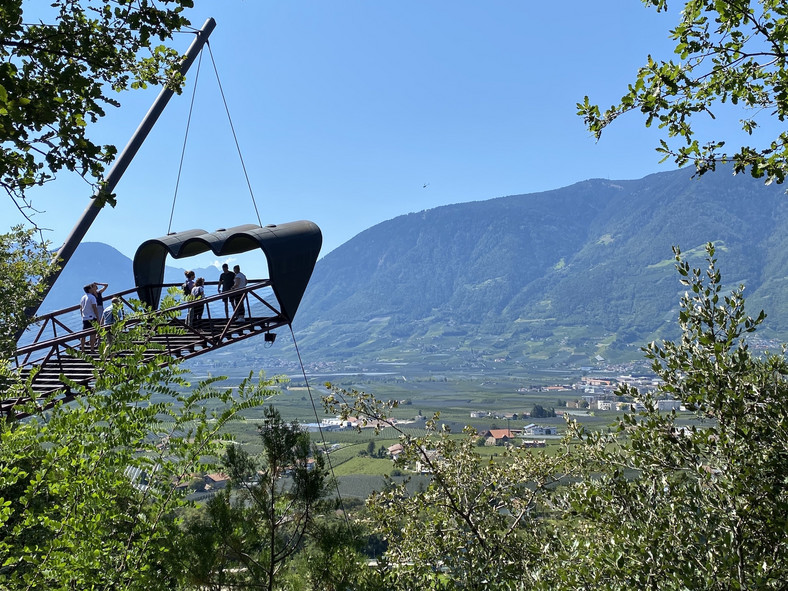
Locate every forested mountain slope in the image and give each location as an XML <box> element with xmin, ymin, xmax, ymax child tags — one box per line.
<box><xmin>294</xmin><ymin>167</ymin><xmax>788</xmax><ymax>365</ymax></box>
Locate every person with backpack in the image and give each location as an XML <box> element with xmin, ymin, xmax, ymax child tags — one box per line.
<box><xmin>189</xmin><ymin>277</ymin><xmax>206</xmax><ymax>326</ymax></box>
<box><xmin>182</xmin><ymin>270</ymin><xmax>195</xmax><ymax>297</ymax></box>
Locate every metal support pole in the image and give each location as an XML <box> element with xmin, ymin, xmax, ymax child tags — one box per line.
<box><xmin>27</xmin><ymin>17</ymin><xmax>217</xmax><ymax>322</ymax></box>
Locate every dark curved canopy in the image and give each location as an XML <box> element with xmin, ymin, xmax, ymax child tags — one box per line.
<box><xmin>133</xmin><ymin>221</ymin><xmax>322</xmax><ymax>323</ymax></box>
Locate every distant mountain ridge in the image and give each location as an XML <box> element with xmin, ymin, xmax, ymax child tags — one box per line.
<box><xmin>40</xmin><ymin>244</ymin><xmax>215</xmax><ymax>314</ymax></box>
<box><xmin>40</xmin><ymin>167</ymin><xmax>788</xmax><ymax>368</ymax></box>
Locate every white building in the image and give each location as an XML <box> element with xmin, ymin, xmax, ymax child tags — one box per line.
<box><xmin>523</xmin><ymin>424</ymin><xmax>558</xmax><ymax>436</ymax></box>
<box><xmin>656</xmin><ymin>399</ymin><xmax>682</xmax><ymax>411</ymax></box>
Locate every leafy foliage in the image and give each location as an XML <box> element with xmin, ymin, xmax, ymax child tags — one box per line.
<box><xmin>541</xmin><ymin>244</ymin><xmax>788</xmax><ymax>589</ymax></box>
<box><xmin>0</xmin><ymin>294</ymin><xmax>277</xmax><ymax>590</ymax></box>
<box><xmin>530</xmin><ymin>403</ymin><xmax>555</xmax><ymax>418</ymax></box>
<box><xmin>0</xmin><ymin>0</ymin><xmax>194</xmax><ymax>223</ymax></box>
<box><xmin>325</xmin><ymin>244</ymin><xmax>788</xmax><ymax>589</ymax></box>
<box><xmin>177</xmin><ymin>406</ymin><xmax>344</xmax><ymax>591</ymax></box>
<box><xmin>578</xmin><ymin>0</ymin><xmax>788</xmax><ymax>183</ymax></box>
<box><xmin>285</xmin><ymin>517</ymin><xmax>385</xmax><ymax>591</ymax></box>
<box><xmin>0</xmin><ymin>226</ymin><xmax>54</xmax><ymax>357</ymax></box>
<box><xmin>323</xmin><ymin>385</ymin><xmax>580</xmax><ymax>590</ymax></box>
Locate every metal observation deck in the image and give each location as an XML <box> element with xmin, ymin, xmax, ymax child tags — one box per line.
<box><xmin>2</xmin><ymin>22</ymin><xmax>325</xmax><ymax>420</ymax></box>
<box><xmin>6</xmin><ymin>281</ymin><xmax>281</xmax><ymax>419</ymax></box>
<box><xmin>5</xmin><ymin>221</ymin><xmax>322</xmax><ymax>420</ymax></box>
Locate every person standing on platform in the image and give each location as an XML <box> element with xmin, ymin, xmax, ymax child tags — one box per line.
<box><xmin>182</xmin><ymin>270</ymin><xmax>195</xmax><ymax>297</ymax></box>
<box><xmin>79</xmin><ymin>284</ymin><xmax>99</xmax><ymax>352</ymax></box>
<box><xmin>218</xmin><ymin>263</ymin><xmax>235</xmax><ymax>317</ymax></box>
<box><xmin>231</xmin><ymin>264</ymin><xmax>247</xmax><ymax>321</ymax></box>
<box><xmin>182</xmin><ymin>270</ymin><xmax>196</xmax><ymax>323</ymax></box>
<box><xmin>93</xmin><ymin>281</ymin><xmax>108</xmax><ymax>321</ymax></box>
<box><xmin>191</xmin><ymin>277</ymin><xmax>205</xmax><ymax>326</ymax></box>
<box><xmin>101</xmin><ymin>297</ymin><xmax>123</xmax><ymax>351</ymax></box>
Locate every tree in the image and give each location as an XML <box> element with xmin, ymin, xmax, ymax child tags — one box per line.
<box><xmin>578</xmin><ymin>0</ymin><xmax>788</xmax><ymax>183</ymax></box>
<box><xmin>286</xmin><ymin>518</ymin><xmax>385</xmax><ymax>591</ymax></box>
<box><xmin>0</xmin><ymin>0</ymin><xmax>194</xmax><ymax>225</ymax></box>
<box><xmin>326</xmin><ymin>244</ymin><xmax>788</xmax><ymax>589</ymax></box>
<box><xmin>178</xmin><ymin>406</ymin><xmax>334</xmax><ymax>591</ymax></box>
<box><xmin>534</xmin><ymin>244</ymin><xmax>788</xmax><ymax>589</ymax></box>
<box><xmin>0</xmin><ymin>226</ymin><xmax>53</xmax><ymax>357</ymax></box>
<box><xmin>0</xmin><ymin>292</ymin><xmax>278</xmax><ymax>590</ymax></box>
<box><xmin>323</xmin><ymin>387</ymin><xmax>578</xmax><ymax>590</ymax></box>
<box><xmin>530</xmin><ymin>403</ymin><xmax>555</xmax><ymax>418</ymax></box>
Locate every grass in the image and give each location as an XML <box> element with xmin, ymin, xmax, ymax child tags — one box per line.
<box><xmin>333</xmin><ymin>474</ymin><xmax>431</xmax><ymax>499</ymax></box>
<box><xmin>330</xmin><ymin>456</ymin><xmax>396</xmax><ymax>477</ymax></box>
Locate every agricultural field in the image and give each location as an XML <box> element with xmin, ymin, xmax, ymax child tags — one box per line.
<box><xmin>183</xmin><ymin>355</ymin><xmax>707</xmax><ymax>499</ymax></box>
<box><xmin>207</xmin><ymin>370</ymin><xmax>540</xmax><ymax>494</ymax></box>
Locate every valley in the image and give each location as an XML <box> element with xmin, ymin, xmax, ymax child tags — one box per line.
<box><xmin>184</xmin><ymin>350</ymin><xmax>706</xmax><ymax>500</ymax></box>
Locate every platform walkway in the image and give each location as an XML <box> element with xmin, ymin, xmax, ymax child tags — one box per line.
<box><xmin>4</xmin><ymin>280</ymin><xmax>287</xmax><ymax>419</ymax></box>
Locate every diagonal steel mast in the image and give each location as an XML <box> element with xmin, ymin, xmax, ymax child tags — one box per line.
<box><xmin>26</xmin><ymin>17</ymin><xmax>216</xmax><ymax>324</ymax></box>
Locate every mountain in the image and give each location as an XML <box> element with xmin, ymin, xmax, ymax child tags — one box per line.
<box><xmin>290</xmin><ymin>166</ymin><xmax>788</xmax><ymax>366</ymax></box>
<box><xmin>36</xmin><ymin>167</ymin><xmax>788</xmax><ymax>369</ymax></box>
<box><xmin>40</xmin><ymin>243</ymin><xmax>215</xmax><ymax>314</ymax></box>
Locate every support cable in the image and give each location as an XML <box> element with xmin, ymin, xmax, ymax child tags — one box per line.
<box><xmin>167</xmin><ymin>47</ymin><xmax>203</xmax><ymax>234</ymax></box>
<box><xmin>289</xmin><ymin>324</ymin><xmax>352</xmax><ymax>530</ymax></box>
<box><xmin>206</xmin><ymin>41</ymin><xmax>262</xmax><ymax>227</ymax></box>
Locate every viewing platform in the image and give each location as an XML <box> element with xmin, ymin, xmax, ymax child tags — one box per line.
<box><xmin>5</xmin><ymin>280</ymin><xmax>286</xmax><ymax>420</ymax></box>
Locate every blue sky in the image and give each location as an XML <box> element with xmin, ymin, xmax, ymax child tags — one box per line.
<box><xmin>5</xmin><ymin>1</ymin><xmax>759</xmax><ymax>279</ymax></box>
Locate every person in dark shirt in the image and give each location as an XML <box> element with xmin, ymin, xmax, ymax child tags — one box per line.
<box><xmin>218</xmin><ymin>263</ymin><xmax>235</xmax><ymax>317</ymax></box>
<box><xmin>92</xmin><ymin>281</ymin><xmax>108</xmax><ymax>320</ymax></box>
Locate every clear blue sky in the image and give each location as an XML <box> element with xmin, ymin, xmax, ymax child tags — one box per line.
<box><xmin>4</xmin><ymin>1</ymin><xmax>757</xmax><ymax>279</ymax></box>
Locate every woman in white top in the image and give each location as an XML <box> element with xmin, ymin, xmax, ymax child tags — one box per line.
<box><xmin>231</xmin><ymin>265</ymin><xmax>247</xmax><ymax>320</ymax></box>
